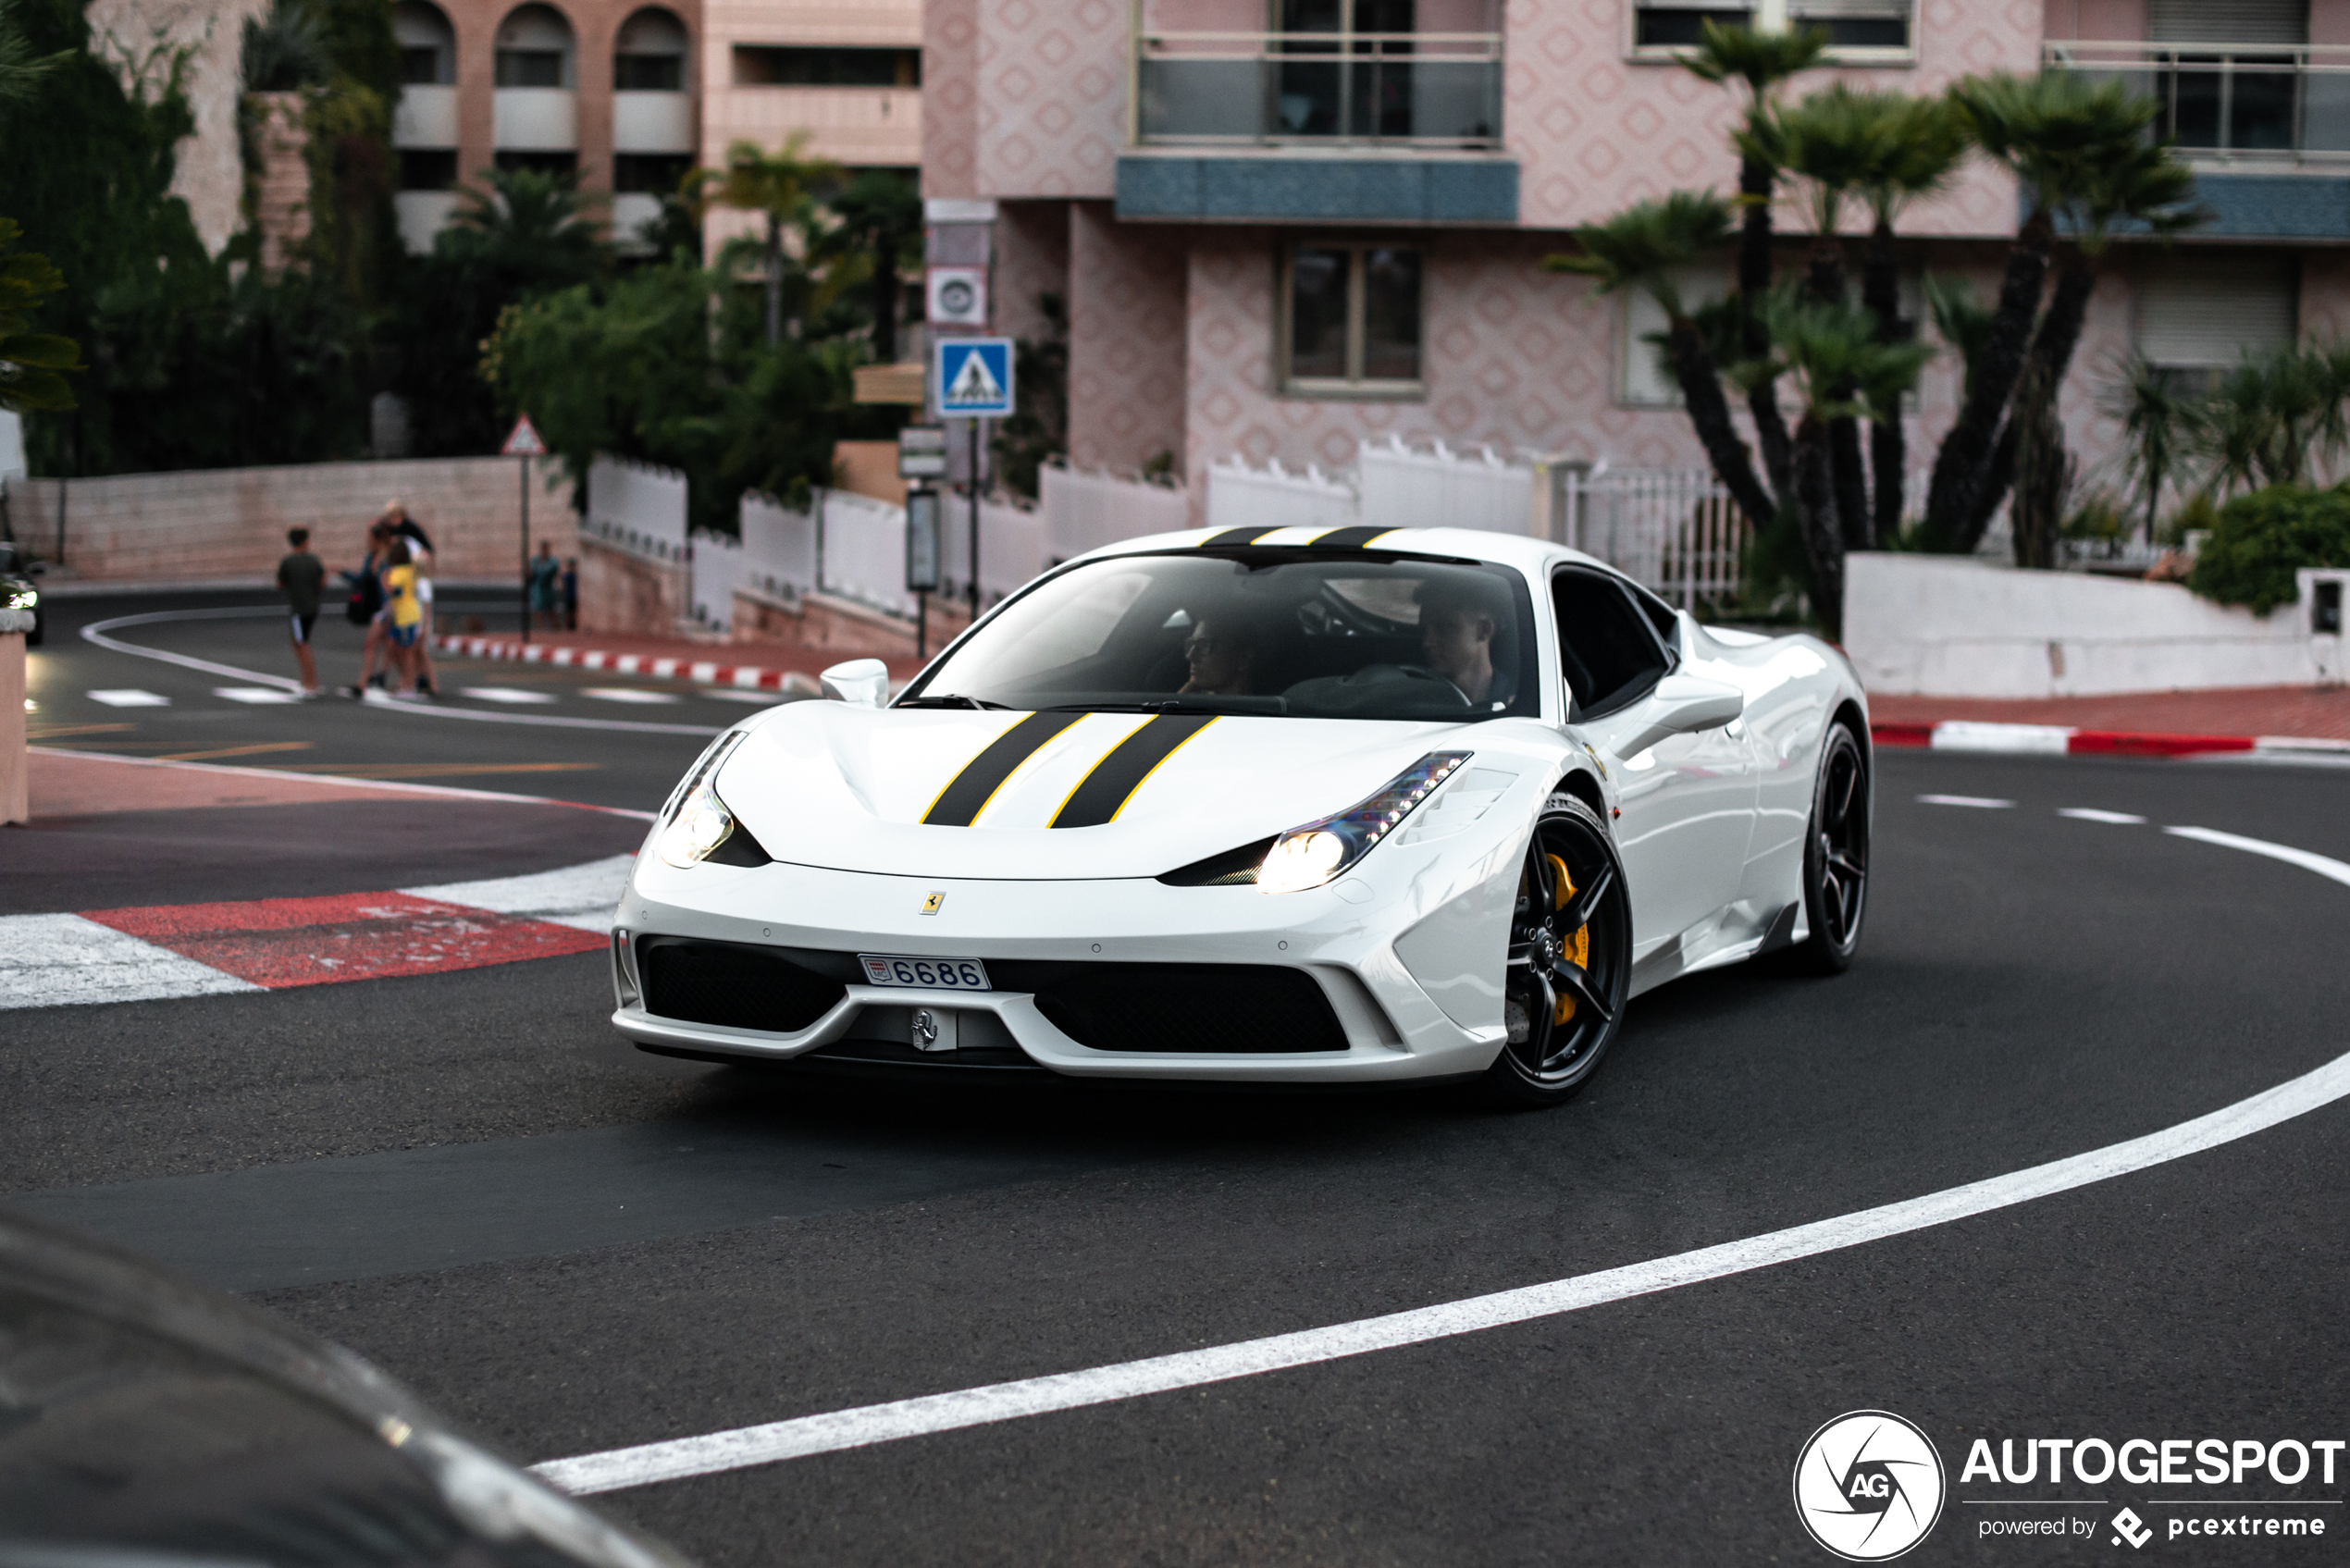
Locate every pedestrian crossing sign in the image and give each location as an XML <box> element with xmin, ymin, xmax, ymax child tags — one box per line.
<box><xmin>934</xmin><ymin>338</ymin><xmax>1015</xmax><ymax>419</ymax></box>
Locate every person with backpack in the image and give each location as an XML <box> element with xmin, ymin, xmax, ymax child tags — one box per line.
<box><xmin>339</xmin><ymin>521</ymin><xmax>392</xmax><ymax>698</ymax></box>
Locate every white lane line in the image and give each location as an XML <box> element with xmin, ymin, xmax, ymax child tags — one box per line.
<box><xmin>0</xmin><ymin>914</ymin><xmax>261</xmax><ymax>1010</ymax></box>
<box><xmin>2165</xmin><ymin>825</ymin><xmax>2350</xmax><ymax>891</ymax></box>
<box><xmin>214</xmin><ymin>685</ymin><xmax>304</xmax><ymax>705</ymax></box>
<box><xmin>88</xmin><ymin>689</ymin><xmax>170</xmax><ymax>707</ymax></box>
<box><xmin>2059</xmin><ymin>808</ymin><xmax>2146</xmax><ymax>824</ymax></box>
<box><xmin>1916</xmin><ymin>794</ymin><xmax>2013</xmax><ymax>809</ymax></box>
<box><xmin>704</xmin><ymin>689</ymin><xmax>788</xmax><ymax>705</ymax></box>
<box><xmin>81</xmin><ymin>611</ymin><xmax>719</xmax><ymax>737</ymax></box>
<box><xmin>32</xmin><ymin>747</ymin><xmax>657</xmax><ymax>821</ymax></box>
<box><xmin>582</xmin><ymin>687</ymin><xmax>684</xmax><ymax>705</ymax></box>
<box><xmin>403</xmin><ymin>854</ymin><xmax>636</xmax><ymax>933</ymax></box>
<box><xmin>532</xmin><ymin>825</ymin><xmax>2350</xmax><ymax>1500</ymax></box>
<box><xmin>463</xmin><ymin>686</ymin><xmax>561</xmax><ymax>705</ymax></box>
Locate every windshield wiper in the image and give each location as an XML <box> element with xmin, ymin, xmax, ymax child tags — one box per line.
<box><xmin>895</xmin><ymin>694</ymin><xmax>1010</xmax><ymax>710</ymax></box>
<box><xmin>1042</xmin><ymin>696</ymin><xmax>1287</xmax><ymax>715</ymax></box>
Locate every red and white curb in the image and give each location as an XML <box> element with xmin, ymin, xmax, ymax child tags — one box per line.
<box><xmin>1872</xmin><ymin>720</ymin><xmax>2350</xmax><ymax>759</ymax></box>
<box><xmin>0</xmin><ymin>856</ymin><xmax>631</xmax><ymax>1010</ymax></box>
<box><xmin>435</xmin><ymin>635</ymin><xmax>823</xmax><ymax>694</ymax></box>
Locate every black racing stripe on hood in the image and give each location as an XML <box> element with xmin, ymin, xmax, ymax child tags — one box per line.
<box><xmin>1200</xmin><ymin>526</ymin><xmax>1280</xmax><ymax>546</ymax></box>
<box><xmin>1049</xmin><ymin>713</ymin><xmax>1218</xmax><ymax>829</ymax></box>
<box><xmin>921</xmin><ymin>710</ymin><xmax>1086</xmax><ymax>825</ymax></box>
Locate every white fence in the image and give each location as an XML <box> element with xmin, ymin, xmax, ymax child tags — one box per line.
<box><xmin>584</xmin><ymin>455</ymin><xmax>687</xmax><ymax>563</ymax></box>
<box><xmin>738</xmin><ymin>490</ymin><xmax>819</xmax><ymax>609</ymax></box>
<box><xmin>1360</xmin><ymin>438</ymin><xmax>1536</xmax><ymax>537</ymax></box>
<box><xmin>1040</xmin><ymin>463</ymin><xmax>1190</xmax><ymax>561</ymax></box>
<box><xmin>724</xmin><ymin>487</ymin><xmax>1053</xmax><ymax>624</ymax></box>
<box><xmin>1206</xmin><ymin>457</ymin><xmax>1358</xmax><ymax>535</ymax></box>
<box><xmin>821</xmin><ymin>489</ymin><xmax>920</xmax><ymax>619</ymax></box>
<box><xmin>1562</xmin><ymin>468</ymin><xmax>1746</xmax><ymax>609</ymax></box>
<box><xmin>689</xmin><ymin>527</ymin><xmax>747</xmax><ymax>629</ymax></box>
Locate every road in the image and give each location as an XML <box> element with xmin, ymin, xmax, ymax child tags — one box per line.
<box><xmin>6</xmin><ymin>592</ymin><xmax>2348</xmax><ymax>1565</ymax></box>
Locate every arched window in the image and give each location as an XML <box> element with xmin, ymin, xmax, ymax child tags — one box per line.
<box><xmin>393</xmin><ymin>0</ymin><xmax>455</xmax><ymax>85</ymax></box>
<box><xmin>495</xmin><ymin>4</ymin><xmax>575</xmax><ymax>89</ymax></box>
<box><xmin>614</xmin><ymin>7</ymin><xmax>687</xmax><ymax>92</ymax></box>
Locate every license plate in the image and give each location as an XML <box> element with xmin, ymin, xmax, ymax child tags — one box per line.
<box><xmin>858</xmin><ymin>954</ymin><xmax>991</xmax><ymax>991</ymax></box>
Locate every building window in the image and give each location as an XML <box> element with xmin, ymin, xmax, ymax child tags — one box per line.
<box><xmin>1618</xmin><ymin>266</ymin><xmax>1727</xmax><ymax>407</ymax></box>
<box><xmin>1632</xmin><ymin>0</ymin><xmax>1912</xmax><ymax>57</ymax></box>
<box><xmin>615</xmin><ymin>7</ymin><xmax>687</xmax><ymax>91</ymax></box>
<box><xmin>495</xmin><ymin>4</ymin><xmax>575</xmax><ymax>88</ymax></box>
<box><xmin>399</xmin><ymin>149</ymin><xmax>459</xmax><ymax>191</ymax></box>
<box><xmin>495</xmin><ymin>149</ymin><xmax>578</xmax><ymax>176</ymax></box>
<box><xmin>1280</xmin><ymin>242</ymin><xmax>1423</xmax><ymax>395</ymax></box>
<box><xmin>616</xmin><ymin>153</ymin><xmax>691</xmax><ymax>193</ymax></box>
<box><xmin>2136</xmin><ymin>254</ymin><xmax>2298</xmax><ymax>392</ymax></box>
<box><xmin>731</xmin><ymin>46</ymin><xmax>921</xmax><ymax>88</ymax></box>
<box><xmin>393</xmin><ymin>0</ymin><xmax>455</xmax><ymax>84</ymax></box>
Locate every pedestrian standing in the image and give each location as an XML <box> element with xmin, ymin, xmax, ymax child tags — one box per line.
<box><xmin>528</xmin><ymin>540</ymin><xmax>562</xmax><ymax>632</ymax></box>
<box><xmin>381</xmin><ymin>539</ymin><xmax>426</xmax><ymax>698</ymax></box>
<box><xmin>340</xmin><ymin>520</ymin><xmax>393</xmax><ymax>698</ymax></box>
<box><xmin>562</xmin><ymin>555</ymin><xmax>578</xmax><ymax>632</ymax></box>
<box><xmin>383</xmin><ymin>500</ymin><xmax>439</xmax><ymax>696</ymax></box>
<box><xmin>276</xmin><ymin>527</ymin><xmax>326</xmax><ymax>698</ymax></box>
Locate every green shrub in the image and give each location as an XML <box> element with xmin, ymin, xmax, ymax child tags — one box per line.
<box><xmin>2187</xmin><ymin>483</ymin><xmax>2350</xmax><ymax>616</ymax></box>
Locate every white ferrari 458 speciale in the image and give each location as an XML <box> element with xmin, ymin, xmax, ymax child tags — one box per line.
<box><xmin>610</xmin><ymin>525</ymin><xmax>1871</xmax><ymax>1105</ymax></box>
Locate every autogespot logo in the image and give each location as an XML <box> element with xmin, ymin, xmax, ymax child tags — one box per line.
<box><xmin>1794</xmin><ymin>1411</ymin><xmax>1948</xmax><ymax>1562</ymax></box>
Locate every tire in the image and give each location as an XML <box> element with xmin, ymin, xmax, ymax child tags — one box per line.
<box><xmin>1787</xmin><ymin>722</ymin><xmax>1870</xmax><ymax>974</ymax></box>
<box><xmin>1483</xmin><ymin>793</ymin><xmax>1634</xmax><ymax>1107</ymax></box>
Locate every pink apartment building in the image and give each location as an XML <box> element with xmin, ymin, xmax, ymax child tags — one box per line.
<box><xmin>921</xmin><ymin>0</ymin><xmax>2350</xmax><ymax>514</ymax></box>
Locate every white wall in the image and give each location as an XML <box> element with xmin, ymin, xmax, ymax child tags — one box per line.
<box><xmin>584</xmin><ymin>454</ymin><xmax>687</xmax><ymax>562</ymax></box>
<box><xmin>1846</xmin><ymin>553</ymin><xmax>2345</xmax><ymax>698</ymax></box>
<box><xmin>1040</xmin><ymin>464</ymin><xmax>1189</xmax><ymax>561</ymax></box>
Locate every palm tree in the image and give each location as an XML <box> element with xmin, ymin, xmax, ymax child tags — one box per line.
<box><xmin>1546</xmin><ymin>193</ymin><xmax>1778</xmax><ymax>529</ymax></box>
<box><xmin>694</xmin><ymin>135</ymin><xmax>838</xmax><ymax>347</ymax></box>
<box><xmin>1926</xmin><ymin>70</ymin><xmax>2199</xmax><ymax>556</ymax></box>
<box><xmin>447</xmin><ymin>166</ymin><xmax>608</xmax><ymax>287</ymax></box>
<box><xmin>0</xmin><ymin>216</ymin><xmax>79</xmax><ymax>413</ymax></box>
<box><xmin>822</xmin><ymin>168</ymin><xmax>921</xmax><ymax>363</ymax></box>
<box><xmin>0</xmin><ymin>0</ymin><xmax>72</xmax><ymax>107</ymax></box>
<box><xmin>2100</xmin><ymin>354</ymin><xmax>2192</xmax><ymax>546</ymax></box>
<box><xmin>1756</xmin><ymin>288</ymin><xmax>1933</xmax><ymax>637</ymax></box>
<box><xmin>1682</xmin><ymin>21</ymin><xmax>1825</xmax><ymax>504</ymax></box>
<box><xmin>1857</xmin><ymin>94</ymin><xmax>1967</xmax><ymax>546</ymax></box>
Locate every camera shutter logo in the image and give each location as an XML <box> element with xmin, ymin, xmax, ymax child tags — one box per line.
<box><xmin>1792</xmin><ymin>1411</ymin><xmax>1947</xmax><ymax>1562</ymax></box>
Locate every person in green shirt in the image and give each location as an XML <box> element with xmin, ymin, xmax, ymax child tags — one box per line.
<box><xmin>276</xmin><ymin>527</ymin><xmax>326</xmax><ymax>698</ymax></box>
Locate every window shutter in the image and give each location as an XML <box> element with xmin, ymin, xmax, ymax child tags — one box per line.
<box><xmin>2136</xmin><ymin>258</ymin><xmax>2298</xmax><ymax>367</ymax></box>
<box><xmin>2146</xmin><ymin>0</ymin><xmax>2307</xmax><ymax>44</ymax></box>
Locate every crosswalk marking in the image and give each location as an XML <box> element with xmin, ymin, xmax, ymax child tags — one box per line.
<box><xmin>213</xmin><ymin>686</ymin><xmax>303</xmax><ymax>704</ymax></box>
<box><xmin>88</xmin><ymin>689</ymin><xmax>170</xmax><ymax>707</ymax></box>
<box><xmin>581</xmin><ymin>687</ymin><xmax>683</xmax><ymax>705</ymax></box>
<box><xmin>463</xmin><ymin>686</ymin><xmax>561</xmax><ymax>704</ymax></box>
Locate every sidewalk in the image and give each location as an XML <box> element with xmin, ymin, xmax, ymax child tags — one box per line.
<box><xmin>431</xmin><ymin>630</ymin><xmax>928</xmax><ymax>688</ymax></box>
<box><xmin>1868</xmin><ymin>685</ymin><xmax>2350</xmax><ymax>745</ymax></box>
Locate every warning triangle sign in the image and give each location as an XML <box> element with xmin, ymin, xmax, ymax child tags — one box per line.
<box><xmin>501</xmin><ymin>414</ymin><xmax>547</xmax><ymax>456</ymax></box>
<box><xmin>945</xmin><ymin>352</ymin><xmax>1003</xmax><ymax>405</ymax></box>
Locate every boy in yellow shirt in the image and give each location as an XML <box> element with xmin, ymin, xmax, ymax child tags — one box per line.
<box><xmin>382</xmin><ymin>540</ymin><xmax>427</xmax><ymax>699</ymax></box>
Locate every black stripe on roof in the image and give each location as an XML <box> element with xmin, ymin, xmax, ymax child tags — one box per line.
<box><xmin>1049</xmin><ymin>714</ymin><xmax>1217</xmax><ymax>829</ymax></box>
<box><xmin>1309</xmin><ymin>525</ymin><xmax>1395</xmax><ymax>548</ymax></box>
<box><xmin>921</xmin><ymin>710</ymin><xmax>1085</xmax><ymax>826</ymax></box>
<box><xmin>1200</xmin><ymin>526</ymin><xmax>1281</xmax><ymax>547</ymax></box>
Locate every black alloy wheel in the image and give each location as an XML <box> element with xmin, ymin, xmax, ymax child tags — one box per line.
<box><xmin>1790</xmin><ymin>722</ymin><xmax>1870</xmax><ymax>973</ymax></box>
<box><xmin>1487</xmin><ymin>793</ymin><xmax>1632</xmax><ymax>1106</ymax></box>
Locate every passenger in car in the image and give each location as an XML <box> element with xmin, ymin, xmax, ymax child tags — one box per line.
<box><xmin>1415</xmin><ymin>574</ymin><xmax>1514</xmax><ymax>708</ymax></box>
<box><xmin>1179</xmin><ymin>616</ymin><xmax>1264</xmax><ymax>696</ymax></box>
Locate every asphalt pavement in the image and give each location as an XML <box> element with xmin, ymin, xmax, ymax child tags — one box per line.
<box><xmin>6</xmin><ymin>594</ymin><xmax>2349</xmax><ymax>1565</ymax></box>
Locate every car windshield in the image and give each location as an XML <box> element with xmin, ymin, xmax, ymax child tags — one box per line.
<box><xmin>902</xmin><ymin>549</ymin><xmax>1541</xmax><ymax>722</ymax></box>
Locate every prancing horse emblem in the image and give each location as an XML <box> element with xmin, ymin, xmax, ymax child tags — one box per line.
<box><xmin>921</xmin><ymin>892</ymin><xmax>945</xmax><ymax>915</ymax></box>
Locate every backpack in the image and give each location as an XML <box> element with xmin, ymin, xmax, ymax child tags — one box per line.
<box><xmin>345</xmin><ymin>563</ymin><xmax>383</xmax><ymax>625</ymax></box>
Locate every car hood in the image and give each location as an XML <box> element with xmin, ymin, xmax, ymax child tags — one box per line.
<box><xmin>715</xmin><ymin>702</ymin><xmax>1482</xmax><ymax>881</ymax></box>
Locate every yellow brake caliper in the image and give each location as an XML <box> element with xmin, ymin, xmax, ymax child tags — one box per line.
<box><xmin>1548</xmin><ymin>853</ymin><xmax>1590</xmax><ymax>1025</ymax></box>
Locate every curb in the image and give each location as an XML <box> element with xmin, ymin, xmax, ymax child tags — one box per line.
<box><xmin>434</xmin><ymin>634</ymin><xmax>823</xmax><ymax>695</ymax></box>
<box><xmin>1872</xmin><ymin>719</ymin><xmax>2350</xmax><ymax>759</ymax></box>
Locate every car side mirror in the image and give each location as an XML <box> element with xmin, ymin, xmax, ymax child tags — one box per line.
<box><xmin>1613</xmin><ymin>673</ymin><xmax>1744</xmax><ymax>759</ymax></box>
<box><xmin>820</xmin><ymin>658</ymin><xmax>890</xmax><ymax>708</ymax></box>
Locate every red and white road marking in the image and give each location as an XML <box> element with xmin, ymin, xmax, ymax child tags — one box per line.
<box><xmin>1873</xmin><ymin>720</ymin><xmax>2350</xmax><ymax>759</ymax></box>
<box><xmin>0</xmin><ymin>855</ymin><xmax>632</xmax><ymax>1010</ymax></box>
<box><xmin>434</xmin><ymin>634</ymin><xmax>824</xmax><ymax>694</ymax></box>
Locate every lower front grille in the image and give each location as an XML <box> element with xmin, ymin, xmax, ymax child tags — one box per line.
<box><xmin>1010</xmin><ymin>963</ymin><xmax>1348</xmax><ymax>1054</ymax></box>
<box><xmin>638</xmin><ymin>937</ymin><xmax>848</xmax><ymax>1033</ymax></box>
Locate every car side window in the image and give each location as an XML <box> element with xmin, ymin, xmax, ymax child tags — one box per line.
<box><xmin>1626</xmin><ymin>584</ymin><xmax>1684</xmax><ymax>662</ymax></box>
<box><xmin>1553</xmin><ymin>570</ymin><xmax>1671</xmax><ymax>719</ymax></box>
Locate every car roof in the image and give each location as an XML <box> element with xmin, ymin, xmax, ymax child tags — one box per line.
<box><xmin>1074</xmin><ymin>525</ymin><xmax>1614</xmax><ymax>581</ymax></box>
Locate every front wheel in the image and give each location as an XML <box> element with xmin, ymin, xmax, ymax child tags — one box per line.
<box><xmin>1787</xmin><ymin>722</ymin><xmax>1869</xmax><ymax>973</ymax></box>
<box><xmin>1484</xmin><ymin>794</ymin><xmax>1633</xmax><ymax>1107</ymax></box>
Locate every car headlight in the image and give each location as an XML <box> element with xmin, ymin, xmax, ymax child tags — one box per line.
<box><xmin>655</xmin><ymin>732</ymin><xmax>748</xmax><ymax>869</ymax></box>
<box><xmin>1257</xmin><ymin>750</ymin><xmax>1472</xmax><ymax>895</ymax></box>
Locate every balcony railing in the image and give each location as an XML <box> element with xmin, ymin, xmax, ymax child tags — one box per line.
<box><xmin>2045</xmin><ymin>41</ymin><xmax>2350</xmax><ymax>162</ymax></box>
<box><xmin>1136</xmin><ymin>30</ymin><xmax>1503</xmax><ymax>148</ymax></box>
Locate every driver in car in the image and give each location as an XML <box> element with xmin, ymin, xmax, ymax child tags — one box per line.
<box><xmin>1414</xmin><ymin>575</ymin><xmax>1513</xmax><ymax>708</ymax></box>
<box><xmin>1179</xmin><ymin>616</ymin><xmax>1263</xmax><ymax>697</ymax></box>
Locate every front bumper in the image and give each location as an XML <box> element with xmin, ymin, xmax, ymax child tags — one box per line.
<box><xmin>611</xmin><ymin>853</ymin><xmax>1511</xmax><ymax>1083</ymax></box>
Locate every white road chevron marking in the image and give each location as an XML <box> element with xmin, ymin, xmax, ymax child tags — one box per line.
<box><xmin>403</xmin><ymin>854</ymin><xmax>636</xmax><ymax>934</ymax></box>
<box><xmin>0</xmin><ymin>914</ymin><xmax>259</xmax><ymax>1009</ymax></box>
<box><xmin>528</xmin><ymin>828</ymin><xmax>2350</xmax><ymax>1500</ymax></box>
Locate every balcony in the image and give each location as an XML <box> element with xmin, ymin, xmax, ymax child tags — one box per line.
<box><xmin>1136</xmin><ymin>28</ymin><xmax>1503</xmax><ymax>148</ymax></box>
<box><xmin>613</xmin><ymin>89</ymin><xmax>694</xmax><ymax>154</ymax></box>
<box><xmin>494</xmin><ymin>87</ymin><xmax>577</xmax><ymax>152</ymax></box>
<box><xmin>2044</xmin><ymin>41</ymin><xmax>2350</xmax><ymax>164</ymax></box>
<box><xmin>392</xmin><ymin>83</ymin><xmax>458</xmax><ymax>149</ymax></box>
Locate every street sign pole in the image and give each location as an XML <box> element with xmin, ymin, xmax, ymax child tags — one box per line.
<box><xmin>968</xmin><ymin>419</ymin><xmax>982</xmax><ymax>621</ymax></box>
<box><xmin>932</xmin><ymin>340</ymin><xmax>1012</xmax><ymax>627</ymax></box>
<box><xmin>501</xmin><ymin>414</ymin><xmax>547</xmax><ymax>643</ymax></box>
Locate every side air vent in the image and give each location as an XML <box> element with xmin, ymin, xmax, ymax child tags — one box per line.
<box><xmin>1010</xmin><ymin>962</ymin><xmax>1347</xmax><ymax>1053</ymax></box>
<box><xmin>637</xmin><ymin>937</ymin><xmax>847</xmax><ymax>1032</ymax></box>
<box><xmin>1156</xmin><ymin>837</ymin><xmax>1275</xmax><ymax>886</ymax></box>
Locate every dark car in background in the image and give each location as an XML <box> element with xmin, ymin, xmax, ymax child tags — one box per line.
<box><xmin>0</xmin><ymin>541</ymin><xmax>40</xmax><ymax>646</ymax></box>
<box><xmin>0</xmin><ymin>1211</ymin><xmax>692</xmax><ymax>1568</ymax></box>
